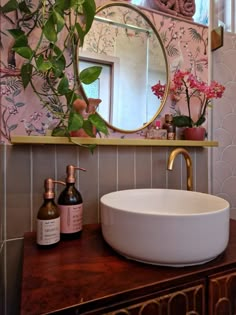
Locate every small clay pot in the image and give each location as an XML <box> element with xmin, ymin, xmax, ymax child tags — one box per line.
<box><xmin>183</xmin><ymin>127</ymin><xmax>206</xmax><ymax>141</ymax></box>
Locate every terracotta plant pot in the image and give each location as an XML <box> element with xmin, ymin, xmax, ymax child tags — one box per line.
<box><xmin>183</xmin><ymin>127</ymin><xmax>206</xmax><ymax>141</ymax></box>
<box><xmin>70</xmin><ymin>126</ymin><xmax>96</xmax><ymax>138</ymax></box>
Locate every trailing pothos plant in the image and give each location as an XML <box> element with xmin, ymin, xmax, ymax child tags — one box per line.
<box><xmin>1</xmin><ymin>0</ymin><xmax>108</xmax><ymax>142</ymax></box>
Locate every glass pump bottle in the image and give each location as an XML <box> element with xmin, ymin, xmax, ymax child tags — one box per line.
<box><xmin>58</xmin><ymin>165</ymin><xmax>86</xmax><ymax>240</ymax></box>
<box><xmin>163</xmin><ymin>114</ymin><xmax>176</xmax><ymax>140</ymax></box>
<box><xmin>37</xmin><ymin>178</ymin><xmax>65</xmax><ymax>248</ymax></box>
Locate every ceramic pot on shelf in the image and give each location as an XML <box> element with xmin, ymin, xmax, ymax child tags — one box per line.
<box><xmin>70</xmin><ymin>126</ymin><xmax>96</xmax><ymax>138</ymax></box>
<box><xmin>183</xmin><ymin>127</ymin><xmax>206</xmax><ymax>141</ymax></box>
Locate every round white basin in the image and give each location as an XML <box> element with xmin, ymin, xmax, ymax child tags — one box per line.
<box><xmin>100</xmin><ymin>189</ymin><xmax>230</xmax><ymax>267</ymax></box>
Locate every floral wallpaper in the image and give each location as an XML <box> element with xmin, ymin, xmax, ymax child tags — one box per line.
<box><xmin>0</xmin><ymin>0</ymin><xmax>208</xmax><ymax>143</ymax></box>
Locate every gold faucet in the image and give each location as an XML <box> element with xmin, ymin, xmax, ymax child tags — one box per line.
<box><xmin>167</xmin><ymin>148</ymin><xmax>193</xmax><ymax>191</ymax></box>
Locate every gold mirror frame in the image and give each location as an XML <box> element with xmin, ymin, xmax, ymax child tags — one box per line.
<box><xmin>82</xmin><ymin>1</ymin><xmax>170</xmax><ymax>134</ymax></box>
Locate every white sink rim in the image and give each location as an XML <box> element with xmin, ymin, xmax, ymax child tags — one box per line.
<box><xmin>101</xmin><ymin>189</ymin><xmax>230</xmax><ymax>267</ymax></box>
<box><xmin>101</xmin><ymin>188</ymin><xmax>229</xmax><ymax>217</ymax></box>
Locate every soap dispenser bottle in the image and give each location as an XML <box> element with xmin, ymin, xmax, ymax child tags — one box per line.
<box><xmin>163</xmin><ymin>114</ymin><xmax>176</xmax><ymax>140</ymax></box>
<box><xmin>58</xmin><ymin>165</ymin><xmax>86</xmax><ymax>239</ymax></box>
<box><xmin>37</xmin><ymin>178</ymin><xmax>65</xmax><ymax>248</ymax></box>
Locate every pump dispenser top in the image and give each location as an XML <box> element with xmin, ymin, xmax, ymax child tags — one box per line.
<box><xmin>66</xmin><ymin>165</ymin><xmax>86</xmax><ymax>183</ymax></box>
<box><xmin>43</xmin><ymin>178</ymin><xmax>65</xmax><ymax>199</ymax></box>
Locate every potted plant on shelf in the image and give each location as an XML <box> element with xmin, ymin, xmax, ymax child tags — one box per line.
<box><xmin>152</xmin><ymin>70</ymin><xmax>225</xmax><ymax>140</ymax></box>
<box><xmin>1</xmin><ymin>0</ymin><xmax>108</xmax><ymax>146</ymax></box>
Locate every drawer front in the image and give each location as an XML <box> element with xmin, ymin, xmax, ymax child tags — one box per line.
<box><xmin>209</xmin><ymin>269</ymin><xmax>236</xmax><ymax>315</ymax></box>
<box><xmin>104</xmin><ymin>282</ymin><xmax>205</xmax><ymax>315</ymax></box>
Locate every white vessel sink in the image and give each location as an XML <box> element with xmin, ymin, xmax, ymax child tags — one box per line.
<box><xmin>100</xmin><ymin>189</ymin><xmax>230</xmax><ymax>267</ymax></box>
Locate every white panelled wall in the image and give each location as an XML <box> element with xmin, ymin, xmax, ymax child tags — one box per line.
<box><xmin>210</xmin><ymin>0</ymin><xmax>236</xmax><ymax>218</ymax></box>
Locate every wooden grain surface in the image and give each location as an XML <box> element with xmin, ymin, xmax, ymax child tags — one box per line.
<box><xmin>20</xmin><ymin>221</ymin><xmax>236</xmax><ymax>315</ymax></box>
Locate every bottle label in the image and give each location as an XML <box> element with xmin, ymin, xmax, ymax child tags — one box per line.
<box><xmin>167</xmin><ymin>132</ymin><xmax>175</xmax><ymax>140</ymax></box>
<box><xmin>59</xmin><ymin>204</ymin><xmax>83</xmax><ymax>234</ymax></box>
<box><xmin>37</xmin><ymin>217</ymin><xmax>60</xmax><ymax>245</ymax></box>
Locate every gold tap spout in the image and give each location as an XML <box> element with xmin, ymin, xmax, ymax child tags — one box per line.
<box><xmin>167</xmin><ymin>148</ymin><xmax>193</xmax><ymax>191</ymax></box>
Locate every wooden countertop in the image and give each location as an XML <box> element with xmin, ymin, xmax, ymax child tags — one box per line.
<box><xmin>21</xmin><ymin>220</ymin><xmax>236</xmax><ymax>315</ymax></box>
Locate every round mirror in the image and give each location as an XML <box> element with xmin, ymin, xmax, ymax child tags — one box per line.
<box><xmin>80</xmin><ymin>2</ymin><xmax>169</xmax><ymax>133</ymax></box>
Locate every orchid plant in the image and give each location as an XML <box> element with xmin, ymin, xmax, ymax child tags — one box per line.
<box><xmin>152</xmin><ymin>70</ymin><xmax>225</xmax><ymax>128</ymax></box>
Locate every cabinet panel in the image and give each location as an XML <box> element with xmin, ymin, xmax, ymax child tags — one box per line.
<box><xmin>104</xmin><ymin>282</ymin><xmax>205</xmax><ymax>315</ymax></box>
<box><xmin>209</xmin><ymin>269</ymin><xmax>236</xmax><ymax>315</ymax></box>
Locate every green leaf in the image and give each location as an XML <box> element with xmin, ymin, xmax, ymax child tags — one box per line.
<box><xmin>52</xmin><ymin>127</ymin><xmax>67</xmax><ymax>137</ymax></box>
<box><xmin>74</xmin><ymin>0</ymin><xmax>96</xmax><ymax>45</ymax></box>
<box><xmin>36</xmin><ymin>56</ymin><xmax>52</xmax><ymax>72</ymax></box>
<box><xmin>75</xmin><ymin>22</ymin><xmax>85</xmax><ymax>46</ymax></box>
<box><xmin>173</xmin><ymin>115</ymin><xmax>193</xmax><ymax>128</ymax></box>
<box><xmin>83</xmin><ymin>0</ymin><xmax>96</xmax><ymax>33</ymax></box>
<box><xmin>8</xmin><ymin>29</ymin><xmax>25</xmax><ymax>39</ymax></box>
<box><xmin>68</xmin><ymin>112</ymin><xmax>84</xmax><ymax>131</ymax></box>
<box><xmin>43</xmin><ymin>15</ymin><xmax>57</xmax><ymax>42</ymax></box>
<box><xmin>39</xmin><ymin>61</ymin><xmax>53</xmax><ymax>72</ymax></box>
<box><xmin>54</xmin><ymin>0</ymin><xmax>76</xmax><ymax>11</ymax></box>
<box><xmin>13</xmin><ymin>46</ymin><xmax>33</xmax><ymax>59</ymax></box>
<box><xmin>82</xmin><ymin>119</ymin><xmax>95</xmax><ymax>137</ymax></box>
<box><xmin>51</xmin><ymin>64</ymin><xmax>63</xmax><ymax>78</ymax></box>
<box><xmin>71</xmin><ymin>0</ymin><xmax>84</xmax><ymax>7</ymax></box>
<box><xmin>195</xmin><ymin>115</ymin><xmax>206</xmax><ymax>127</ymax></box>
<box><xmin>53</xmin><ymin>10</ymin><xmax>65</xmax><ymax>33</ymax></box>
<box><xmin>88</xmin><ymin>113</ymin><xmax>108</xmax><ymax>135</ymax></box>
<box><xmin>21</xmin><ymin>64</ymin><xmax>33</xmax><ymax>89</ymax></box>
<box><xmin>9</xmin><ymin>30</ymin><xmax>29</xmax><ymax>49</ymax></box>
<box><xmin>13</xmin><ymin>35</ymin><xmax>28</xmax><ymax>48</ymax></box>
<box><xmin>51</xmin><ymin>56</ymin><xmax>66</xmax><ymax>77</ymax></box>
<box><xmin>52</xmin><ymin>44</ymin><xmax>64</xmax><ymax>57</ymax></box>
<box><xmin>65</xmin><ymin>90</ymin><xmax>78</xmax><ymax>108</ymax></box>
<box><xmin>1</xmin><ymin>0</ymin><xmax>18</xmax><ymax>13</ymax></box>
<box><xmin>70</xmin><ymin>0</ymin><xmax>85</xmax><ymax>12</ymax></box>
<box><xmin>18</xmin><ymin>1</ymin><xmax>31</xmax><ymax>13</ymax></box>
<box><xmin>52</xmin><ymin>45</ymin><xmax>66</xmax><ymax>70</ymax></box>
<box><xmin>57</xmin><ymin>76</ymin><xmax>69</xmax><ymax>95</ymax></box>
<box><xmin>87</xmin><ymin>144</ymin><xmax>96</xmax><ymax>154</ymax></box>
<box><xmin>80</xmin><ymin>66</ymin><xmax>102</xmax><ymax>84</ymax></box>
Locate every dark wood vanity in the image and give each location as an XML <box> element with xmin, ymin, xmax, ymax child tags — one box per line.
<box><xmin>20</xmin><ymin>220</ymin><xmax>236</xmax><ymax>315</ymax></box>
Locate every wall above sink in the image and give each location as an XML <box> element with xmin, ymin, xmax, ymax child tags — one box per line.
<box><xmin>0</xmin><ymin>0</ymin><xmax>208</xmax><ymax>144</ymax></box>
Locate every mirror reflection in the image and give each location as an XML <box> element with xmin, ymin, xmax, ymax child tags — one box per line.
<box><xmin>80</xmin><ymin>2</ymin><xmax>169</xmax><ymax>132</ymax></box>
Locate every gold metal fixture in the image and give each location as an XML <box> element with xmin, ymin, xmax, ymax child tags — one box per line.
<box><xmin>167</xmin><ymin>148</ymin><xmax>193</xmax><ymax>191</ymax></box>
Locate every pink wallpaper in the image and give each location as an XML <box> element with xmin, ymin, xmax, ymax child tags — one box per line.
<box><xmin>0</xmin><ymin>0</ymin><xmax>208</xmax><ymax>143</ymax></box>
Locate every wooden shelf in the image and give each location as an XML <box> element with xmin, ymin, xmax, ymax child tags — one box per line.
<box><xmin>10</xmin><ymin>136</ymin><xmax>218</xmax><ymax>147</ymax></box>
